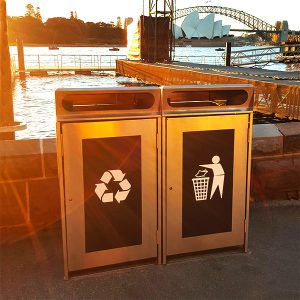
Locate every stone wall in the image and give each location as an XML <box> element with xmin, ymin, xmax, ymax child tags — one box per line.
<box><xmin>251</xmin><ymin>123</ymin><xmax>300</xmax><ymax>201</ymax></box>
<box><xmin>1</xmin><ymin>123</ymin><xmax>299</xmax><ymax>241</ymax></box>
<box><xmin>0</xmin><ymin>138</ymin><xmax>60</xmax><ymax>241</ymax></box>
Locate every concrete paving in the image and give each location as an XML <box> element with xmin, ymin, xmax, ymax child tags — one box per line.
<box><xmin>1</xmin><ymin>201</ymin><xmax>299</xmax><ymax>299</ymax></box>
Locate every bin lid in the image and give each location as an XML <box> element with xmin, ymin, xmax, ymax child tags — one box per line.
<box><xmin>161</xmin><ymin>84</ymin><xmax>254</xmax><ymax>115</ymax></box>
<box><xmin>56</xmin><ymin>87</ymin><xmax>161</xmax><ymax>121</ymax></box>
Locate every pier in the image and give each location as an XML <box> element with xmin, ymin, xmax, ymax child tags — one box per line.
<box><xmin>229</xmin><ymin>44</ymin><xmax>300</xmax><ymax>66</ymax></box>
<box><xmin>116</xmin><ymin>60</ymin><xmax>300</xmax><ymax>120</ymax></box>
<box><xmin>11</xmin><ymin>45</ymin><xmax>300</xmax><ymax>76</ymax></box>
<box><xmin>11</xmin><ymin>54</ymin><xmax>127</xmax><ymax>75</ymax></box>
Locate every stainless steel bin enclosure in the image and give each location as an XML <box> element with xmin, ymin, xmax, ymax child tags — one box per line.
<box><xmin>56</xmin><ymin>87</ymin><xmax>161</xmax><ymax>278</ymax></box>
<box><xmin>161</xmin><ymin>84</ymin><xmax>253</xmax><ymax>262</ymax></box>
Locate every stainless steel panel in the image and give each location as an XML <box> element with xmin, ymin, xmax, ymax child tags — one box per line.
<box><xmin>162</xmin><ymin>84</ymin><xmax>254</xmax><ymax>115</ymax></box>
<box><xmin>56</xmin><ymin>87</ymin><xmax>161</xmax><ymax>121</ymax></box>
<box><xmin>165</xmin><ymin>114</ymin><xmax>250</xmax><ymax>256</ymax></box>
<box><xmin>62</xmin><ymin>119</ymin><xmax>158</xmax><ymax>271</ymax></box>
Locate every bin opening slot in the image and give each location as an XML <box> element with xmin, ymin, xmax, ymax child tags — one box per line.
<box><xmin>62</xmin><ymin>93</ymin><xmax>155</xmax><ymax>111</ymax></box>
<box><xmin>167</xmin><ymin>90</ymin><xmax>249</xmax><ymax>107</ymax></box>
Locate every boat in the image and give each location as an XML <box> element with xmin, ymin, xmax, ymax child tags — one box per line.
<box><xmin>215</xmin><ymin>48</ymin><xmax>225</xmax><ymax>51</ymax></box>
<box><xmin>49</xmin><ymin>45</ymin><xmax>59</xmax><ymax>50</ymax></box>
<box><xmin>109</xmin><ymin>47</ymin><xmax>119</xmax><ymax>51</ymax></box>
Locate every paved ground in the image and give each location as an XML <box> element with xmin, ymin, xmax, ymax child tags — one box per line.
<box><xmin>1</xmin><ymin>201</ymin><xmax>299</xmax><ymax>299</ymax></box>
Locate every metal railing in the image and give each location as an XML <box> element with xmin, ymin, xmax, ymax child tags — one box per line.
<box><xmin>11</xmin><ymin>54</ymin><xmax>127</xmax><ymax>71</ymax></box>
<box><xmin>10</xmin><ymin>53</ymin><xmax>225</xmax><ymax>72</ymax></box>
<box><xmin>229</xmin><ymin>44</ymin><xmax>300</xmax><ymax>66</ymax></box>
<box><xmin>117</xmin><ymin>60</ymin><xmax>300</xmax><ymax>120</ymax></box>
<box><xmin>254</xmin><ymin>82</ymin><xmax>300</xmax><ymax>120</ymax></box>
<box><xmin>174</xmin><ymin>55</ymin><xmax>224</xmax><ymax>65</ymax></box>
<box><xmin>174</xmin><ymin>45</ymin><xmax>300</xmax><ymax>67</ymax></box>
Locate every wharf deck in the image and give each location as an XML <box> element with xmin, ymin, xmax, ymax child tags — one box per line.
<box><xmin>116</xmin><ymin>60</ymin><xmax>300</xmax><ymax>120</ymax></box>
<box><xmin>18</xmin><ymin>66</ymin><xmax>116</xmax><ymax>74</ymax></box>
<box><xmin>170</xmin><ymin>62</ymin><xmax>300</xmax><ymax>85</ymax></box>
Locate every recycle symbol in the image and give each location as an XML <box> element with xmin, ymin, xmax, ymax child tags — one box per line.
<box><xmin>95</xmin><ymin>169</ymin><xmax>131</xmax><ymax>203</ymax></box>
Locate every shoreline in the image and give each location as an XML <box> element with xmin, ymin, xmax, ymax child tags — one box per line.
<box><xmin>8</xmin><ymin>43</ymin><xmax>126</xmax><ymax>47</ymax></box>
<box><xmin>8</xmin><ymin>43</ymin><xmax>272</xmax><ymax>48</ymax></box>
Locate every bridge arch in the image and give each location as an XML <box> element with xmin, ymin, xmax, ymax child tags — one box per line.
<box><xmin>174</xmin><ymin>6</ymin><xmax>276</xmax><ymax>40</ymax></box>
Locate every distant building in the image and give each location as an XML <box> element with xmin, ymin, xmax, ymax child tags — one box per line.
<box><xmin>173</xmin><ymin>12</ymin><xmax>231</xmax><ymax>40</ymax></box>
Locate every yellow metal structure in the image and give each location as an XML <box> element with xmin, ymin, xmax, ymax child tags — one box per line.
<box><xmin>56</xmin><ymin>84</ymin><xmax>254</xmax><ymax>277</ymax></box>
<box><xmin>160</xmin><ymin>85</ymin><xmax>253</xmax><ymax>261</ymax></box>
<box><xmin>116</xmin><ymin>60</ymin><xmax>300</xmax><ymax>120</ymax></box>
<box><xmin>56</xmin><ymin>87</ymin><xmax>161</xmax><ymax>278</ymax></box>
<box><xmin>164</xmin><ymin>115</ymin><xmax>250</xmax><ymax>256</ymax></box>
<box><xmin>62</xmin><ymin>120</ymin><xmax>158</xmax><ymax>272</ymax></box>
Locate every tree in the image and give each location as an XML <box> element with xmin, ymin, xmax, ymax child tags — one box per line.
<box><xmin>8</xmin><ymin>15</ymin><xmax>46</xmax><ymax>43</ymax></box>
<box><xmin>116</xmin><ymin>16</ymin><xmax>122</xmax><ymax>28</ymax></box>
<box><xmin>124</xmin><ymin>17</ymin><xmax>133</xmax><ymax>29</ymax></box>
<box><xmin>25</xmin><ymin>3</ymin><xmax>35</xmax><ymax>17</ymax></box>
<box><xmin>7</xmin><ymin>15</ymin><xmax>126</xmax><ymax>45</ymax></box>
<box><xmin>45</xmin><ymin>17</ymin><xmax>84</xmax><ymax>43</ymax></box>
<box><xmin>70</xmin><ymin>11</ymin><xmax>78</xmax><ymax>20</ymax></box>
<box><xmin>25</xmin><ymin>3</ymin><xmax>42</xmax><ymax>20</ymax></box>
<box><xmin>98</xmin><ymin>21</ymin><xmax>114</xmax><ymax>28</ymax></box>
<box><xmin>35</xmin><ymin>6</ymin><xmax>42</xmax><ymax>21</ymax></box>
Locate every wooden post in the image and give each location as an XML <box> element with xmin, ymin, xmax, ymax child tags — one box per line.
<box><xmin>17</xmin><ymin>38</ymin><xmax>25</xmax><ymax>79</ymax></box>
<box><xmin>225</xmin><ymin>41</ymin><xmax>231</xmax><ymax>66</ymax></box>
<box><xmin>0</xmin><ymin>0</ymin><xmax>15</xmax><ymax>140</ymax></box>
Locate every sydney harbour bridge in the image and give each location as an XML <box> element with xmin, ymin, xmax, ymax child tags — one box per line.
<box><xmin>148</xmin><ymin>0</ymin><xmax>300</xmax><ymax>43</ymax></box>
<box><xmin>174</xmin><ymin>5</ymin><xmax>300</xmax><ymax>43</ymax></box>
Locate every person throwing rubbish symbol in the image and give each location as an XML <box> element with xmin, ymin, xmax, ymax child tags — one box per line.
<box><xmin>200</xmin><ymin>155</ymin><xmax>225</xmax><ymax>199</ymax></box>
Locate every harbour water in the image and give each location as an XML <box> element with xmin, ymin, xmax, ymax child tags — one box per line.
<box><xmin>12</xmin><ymin>74</ymin><xmax>147</xmax><ymax>139</ymax></box>
<box><xmin>10</xmin><ymin>46</ymin><xmax>300</xmax><ymax>139</ymax></box>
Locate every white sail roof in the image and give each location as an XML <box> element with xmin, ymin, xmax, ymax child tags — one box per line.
<box><xmin>173</xmin><ymin>24</ymin><xmax>183</xmax><ymax>39</ymax></box>
<box><xmin>181</xmin><ymin>11</ymin><xmax>200</xmax><ymax>39</ymax></box>
<box><xmin>181</xmin><ymin>11</ymin><xmax>200</xmax><ymax>29</ymax></box>
<box><xmin>175</xmin><ymin>12</ymin><xmax>231</xmax><ymax>39</ymax></box>
<box><xmin>198</xmin><ymin>13</ymin><xmax>215</xmax><ymax>39</ymax></box>
<box><xmin>182</xmin><ymin>26</ymin><xmax>195</xmax><ymax>39</ymax></box>
<box><xmin>222</xmin><ymin>25</ymin><xmax>231</xmax><ymax>36</ymax></box>
<box><xmin>213</xmin><ymin>20</ymin><xmax>222</xmax><ymax>38</ymax></box>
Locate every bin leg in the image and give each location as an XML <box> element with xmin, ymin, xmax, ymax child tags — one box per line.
<box><xmin>157</xmin><ymin>118</ymin><xmax>163</xmax><ymax>264</ymax></box>
<box><xmin>162</xmin><ymin>118</ymin><xmax>167</xmax><ymax>264</ymax></box>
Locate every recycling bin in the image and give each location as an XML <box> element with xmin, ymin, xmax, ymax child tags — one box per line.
<box><xmin>161</xmin><ymin>84</ymin><xmax>254</xmax><ymax>262</ymax></box>
<box><xmin>56</xmin><ymin>87</ymin><xmax>161</xmax><ymax>278</ymax></box>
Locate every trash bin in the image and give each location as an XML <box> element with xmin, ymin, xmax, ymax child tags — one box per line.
<box><xmin>161</xmin><ymin>84</ymin><xmax>254</xmax><ymax>262</ymax></box>
<box><xmin>56</xmin><ymin>87</ymin><xmax>161</xmax><ymax>278</ymax></box>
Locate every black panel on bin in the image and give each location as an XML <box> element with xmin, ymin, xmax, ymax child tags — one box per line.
<box><xmin>82</xmin><ymin>136</ymin><xmax>142</xmax><ymax>252</ymax></box>
<box><xmin>182</xmin><ymin>129</ymin><xmax>234</xmax><ymax>238</ymax></box>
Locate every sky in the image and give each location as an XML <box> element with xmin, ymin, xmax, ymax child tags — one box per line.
<box><xmin>6</xmin><ymin>0</ymin><xmax>300</xmax><ymax>30</ymax></box>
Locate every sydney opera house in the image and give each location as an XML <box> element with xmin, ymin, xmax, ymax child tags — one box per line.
<box><xmin>173</xmin><ymin>12</ymin><xmax>232</xmax><ymax>46</ymax></box>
